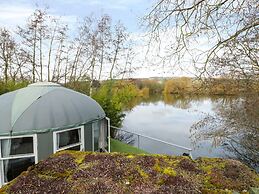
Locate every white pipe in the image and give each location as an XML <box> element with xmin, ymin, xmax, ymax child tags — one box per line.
<box><xmin>106</xmin><ymin>117</ymin><xmax>111</xmax><ymax>153</ymax></box>
<box><xmin>111</xmin><ymin>126</ymin><xmax>192</xmax><ymax>152</ymax></box>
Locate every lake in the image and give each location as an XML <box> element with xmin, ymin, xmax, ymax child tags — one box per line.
<box><xmin>120</xmin><ymin>94</ymin><xmax>258</xmax><ymax>171</ymax></box>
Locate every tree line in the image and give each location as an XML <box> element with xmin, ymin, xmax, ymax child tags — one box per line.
<box><xmin>0</xmin><ymin>9</ymin><xmax>134</xmax><ymax>96</ymax></box>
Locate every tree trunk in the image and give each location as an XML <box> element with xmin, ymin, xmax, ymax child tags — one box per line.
<box><xmin>110</xmin><ymin>45</ymin><xmax>119</xmax><ymax>80</ymax></box>
<box><xmin>98</xmin><ymin>47</ymin><xmax>104</xmax><ymax>81</ymax></box>
<box><xmin>32</xmin><ymin>28</ymin><xmax>37</xmax><ymax>83</ymax></box>
<box><xmin>47</xmin><ymin>31</ymin><xmax>55</xmax><ymax>82</ymax></box>
<box><xmin>2</xmin><ymin>43</ymin><xmax>8</xmax><ymax>84</ymax></box>
<box><xmin>39</xmin><ymin>31</ymin><xmax>43</xmax><ymax>81</ymax></box>
<box><xmin>89</xmin><ymin>54</ymin><xmax>96</xmax><ymax>97</ymax></box>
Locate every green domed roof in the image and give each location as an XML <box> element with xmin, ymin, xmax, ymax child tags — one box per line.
<box><xmin>0</xmin><ymin>82</ymin><xmax>105</xmax><ymax>136</ymax></box>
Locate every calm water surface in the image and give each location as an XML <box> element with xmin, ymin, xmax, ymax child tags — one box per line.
<box><xmin>121</xmin><ymin>94</ymin><xmax>254</xmax><ymax>161</ymax></box>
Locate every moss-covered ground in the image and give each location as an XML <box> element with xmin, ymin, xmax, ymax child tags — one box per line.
<box><xmin>0</xmin><ymin>151</ymin><xmax>258</xmax><ymax>194</ymax></box>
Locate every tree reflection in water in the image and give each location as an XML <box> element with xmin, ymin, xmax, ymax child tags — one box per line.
<box><xmin>191</xmin><ymin>95</ymin><xmax>259</xmax><ymax>171</ymax></box>
<box><xmin>121</xmin><ymin>93</ymin><xmax>259</xmax><ymax>171</ymax></box>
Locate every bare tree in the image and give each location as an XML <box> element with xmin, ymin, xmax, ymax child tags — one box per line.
<box><xmin>0</xmin><ymin>10</ymin><xmax>132</xmax><ymax>88</ymax></box>
<box><xmin>46</xmin><ymin>18</ymin><xmax>58</xmax><ymax>82</ymax></box>
<box><xmin>120</xmin><ymin>42</ymin><xmax>135</xmax><ymax>80</ymax></box>
<box><xmin>69</xmin><ymin>17</ymin><xmax>93</xmax><ymax>84</ymax></box>
<box><xmin>110</xmin><ymin>22</ymin><xmax>128</xmax><ymax>80</ymax></box>
<box><xmin>144</xmin><ymin>0</ymin><xmax>259</xmax><ymax>80</ymax></box>
<box><xmin>145</xmin><ymin>1</ymin><xmax>259</xmax><ymax>170</ymax></box>
<box><xmin>51</xmin><ymin>24</ymin><xmax>68</xmax><ymax>82</ymax></box>
<box><xmin>0</xmin><ymin>28</ymin><xmax>16</xmax><ymax>84</ymax></box>
<box><xmin>17</xmin><ymin>9</ymin><xmax>47</xmax><ymax>83</ymax></box>
<box><xmin>191</xmin><ymin>95</ymin><xmax>259</xmax><ymax>170</ymax></box>
<box><xmin>97</xmin><ymin>15</ymin><xmax>112</xmax><ymax>81</ymax></box>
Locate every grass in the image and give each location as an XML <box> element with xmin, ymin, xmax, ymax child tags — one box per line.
<box><xmin>110</xmin><ymin>138</ymin><xmax>148</xmax><ymax>154</ymax></box>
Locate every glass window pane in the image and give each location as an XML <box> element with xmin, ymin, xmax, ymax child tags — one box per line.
<box><xmin>1</xmin><ymin>137</ymin><xmax>33</xmax><ymax>157</ymax></box>
<box><xmin>3</xmin><ymin>157</ymin><xmax>35</xmax><ymax>182</ymax></box>
<box><xmin>58</xmin><ymin>129</ymin><xmax>80</xmax><ymax>148</ymax></box>
<box><xmin>93</xmin><ymin>122</ymin><xmax>100</xmax><ymax>151</ymax></box>
<box><xmin>99</xmin><ymin>120</ymin><xmax>108</xmax><ymax>151</ymax></box>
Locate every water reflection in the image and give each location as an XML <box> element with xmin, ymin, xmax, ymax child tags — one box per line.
<box><xmin>124</xmin><ymin>94</ymin><xmax>162</xmax><ymax>110</ymax></box>
<box><xmin>191</xmin><ymin>95</ymin><xmax>259</xmax><ymax>171</ymax></box>
<box><xmin>164</xmin><ymin>94</ymin><xmax>192</xmax><ymax>109</ymax></box>
<box><xmin>122</xmin><ymin>93</ymin><xmax>259</xmax><ymax>171</ymax></box>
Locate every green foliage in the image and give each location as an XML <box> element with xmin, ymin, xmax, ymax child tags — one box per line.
<box><xmin>111</xmin><ymin>81</ymin><xmax>139</xmax><ymax>106</ymax></box>
<box><xmin>134</xmin><ymin>79</ymin><xmax>164</xmax><ymax>94</ymax></box>
<box><xmin>65</xmin><ymin>81</ymin><xmax>91</xmax><ymax>95</ymax></box>
<box><xmin>0</xmin><ymin>80</ymin><xmax>29</xmax><ymax>95</ymax></box>
<box><xmin>93</xmin><ymin>82</ymin><xmax>123</xmax><ymax>129</ymax></box>
<box><xmin>93</xmin><ymin>80</ymin><xmax>138</xmax><ymax>129</ymax></box>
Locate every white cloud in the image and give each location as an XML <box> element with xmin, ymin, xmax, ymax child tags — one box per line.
<box><xmin>0</xmin><ymin>4</ymin><xmax>34</xmax><ymax>28</ymax></box>
<box><xmin>0</xmin><ymin>3</ymin><xmax>78</xmax><ymax>33</ymax></box>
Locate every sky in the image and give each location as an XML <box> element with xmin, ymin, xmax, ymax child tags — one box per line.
<box><xmin>0</xmin><ymin>0</ymin><xmax>151</xmax><ymax>31</ymax></box>
<box><xmin>0</xmin><ymin>0</ymin><xmax>196</xmax><ymax>78</ymax></box>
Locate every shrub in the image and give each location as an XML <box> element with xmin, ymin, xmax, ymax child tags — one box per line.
<box><xmin>0</xmin><ymin>80</ymin><xmax>29</xmax><ymax>95</ymax></box>
<box><xmin>93</xmin><ymin>80</ymin><xmax>139</xmax><ymax>137</ymax></box>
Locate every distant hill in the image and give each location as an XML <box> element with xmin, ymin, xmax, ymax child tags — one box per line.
<box><xmin>1</xmin><ymin>151</ymin><xmax>258</xmax><ymax>193</ymax></box>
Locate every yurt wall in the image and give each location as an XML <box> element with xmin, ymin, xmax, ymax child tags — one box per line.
<box><xmin>84</xmin><ymin>123</ymin><xmax>93</xmax><ymax>151</ymax></box>
<box><xmin>37</xmin><ymin>132</ymin><xmax>53</xmax><ymax>161</ymax></box>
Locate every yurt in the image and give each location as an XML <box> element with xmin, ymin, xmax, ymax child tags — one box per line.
<box><xmin>0</xmin><ymin>82</ymin><xmax>110</xmax><ymax>185</ymax></box>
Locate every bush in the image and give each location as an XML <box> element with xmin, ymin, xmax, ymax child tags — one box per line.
<box><xmin>134</xmin><ymin>79</ymin><xmax>164</xmax><ymax>94</ymax></box>
<box><xmin>164</xmin><ymin>77</ymin><xmax>193</xmax><ymax>94</ymax></box>
<box><xmin>93</xmin><ymin>80</ymin><xmax>139</xmax><ymax>137</ymax></box>
<box><xmin>0</xmin><ymin>80</ymin><xmax>29</xmax><ymax>95</ymax></box>
<box><xmin>65</xmin><ymin>81</ymin><xmax>91</xmax><ymax>95</ymax></box>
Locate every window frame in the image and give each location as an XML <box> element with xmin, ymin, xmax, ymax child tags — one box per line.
<box><xmin>53</xmin><ymin>126</ymin><xmax>85</xmax><ymax>153</ymax></box>
<box><xmin>92</xmin><ymin>118</ymin><xmax>111</xmax><ymax>152</ymax></box>
<box><xmin>0</xmin><ymin>134</ymin><xmax>38</xmax><ymax>186</ymax></box>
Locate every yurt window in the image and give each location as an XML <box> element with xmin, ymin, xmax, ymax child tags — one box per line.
<box><xmin>99</xmin><ymin>119</ymin><xmax>108</xmax><ymax>152</ymax></box>
<box><xmin>0</xmin><ymin>135</ymin><xmax>37</xmax><ymax>185</ymax></box>
<box><xmin>53</xmin><ymin>126</ymin><xmax>84</xmax><ymax>153</ymax></box>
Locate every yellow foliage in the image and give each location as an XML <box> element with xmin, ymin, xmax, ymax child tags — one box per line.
<box><xmin>138</xmin><ymin>87</ymin><xmax>149</xmax><ymax>97</ymax></box>
<box><xmin>163</xmin><ymin>167</ymin><xmax>177</xmax><ymax>176</ymax></box>
<box><xmin>137</xmin><ymin>166</ymin><xmax>149</xmax><ymax>179</ymax></box>
<box><xmin>164</xmin><ymin>77</ymin><xmax>194</xmax><ymax>94</ymax></box>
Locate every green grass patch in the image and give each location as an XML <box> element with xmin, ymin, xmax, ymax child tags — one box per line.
<box><xmin>110</xmin><ymin>138</ymin><xmax>148</xmax><ymax>154</ymax></box>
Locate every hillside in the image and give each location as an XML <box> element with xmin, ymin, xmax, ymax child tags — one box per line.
<box><xmin>1</xmin><ymin>151</ymin><xmax>258</xmax><ymax>194</ymax></box>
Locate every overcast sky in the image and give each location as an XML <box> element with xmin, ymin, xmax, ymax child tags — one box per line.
<box><xmin>0</xmin><ymin>0</ymin><xmax>196</xmax><ymax>78</ymax></box>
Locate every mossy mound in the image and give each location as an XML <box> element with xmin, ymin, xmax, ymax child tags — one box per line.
<box><xmin>1</xmin><ymin>151</ymin><xmax>258</xmax><ymax>194</ymax></box>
